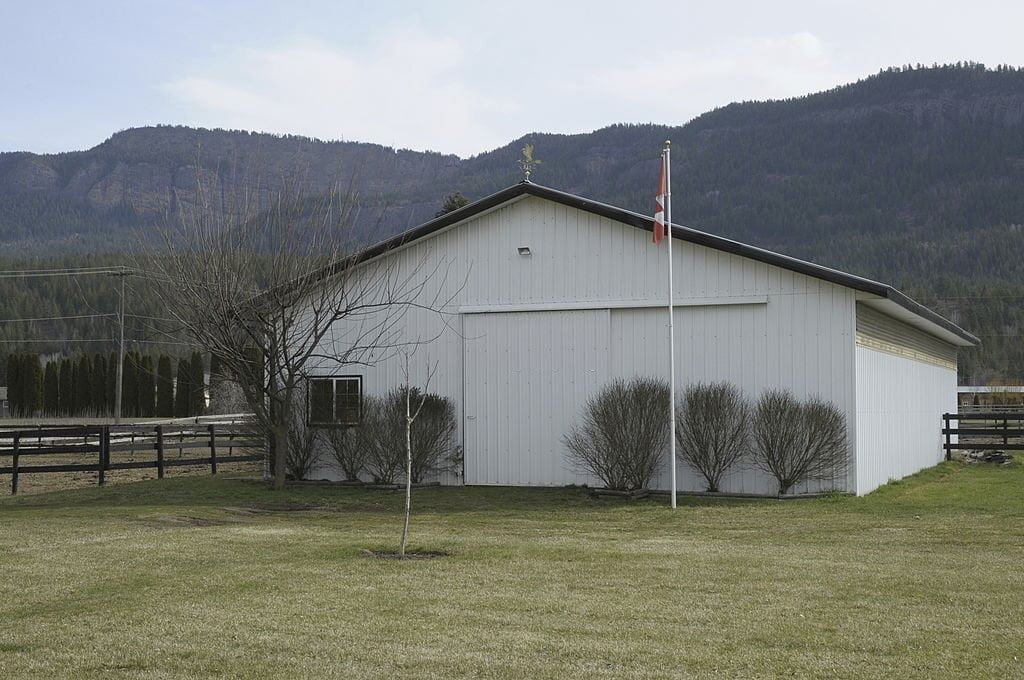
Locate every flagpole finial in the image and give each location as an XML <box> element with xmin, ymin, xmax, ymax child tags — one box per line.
<box><xmin>665</xmin><ymin>139</ymin><xmax>671</xmax><ymax>147</ymax></box>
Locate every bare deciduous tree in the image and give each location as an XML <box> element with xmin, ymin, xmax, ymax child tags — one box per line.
<box><xmin>564</xmin><ymin>377</ymin><xmax>670</xmax><ymax>491</ymax></box>
<box><xmin>142</xmin><ymin>165</ymin><xmax>453</xmax><ymax>490</ymax></box>
<box><xmin>398</xmin><ymin>358</ymin><xmax>439</xmax><ymax>558</ymax></box>
<box><xmin>752</xmin><ymin>390</ymin><xmax>848</xmax><ymax>495</ymax></box>
<box><xmin>675</xmin><ymin>382</ymin><xmax>751</xmax><ymax>492</ymax></box>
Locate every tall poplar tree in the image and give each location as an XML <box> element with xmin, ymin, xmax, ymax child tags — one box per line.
<box><xmin>156</xmin><ymin>355</ymin><xmax>174</xmax><ymax>417</ymax></box>
<box><xmin>43</xmin><ymin>362</ymin><xmax>59</xmax><ymax>416</ymax></box>
<box><xmin>69</xmin><ymin>359</ymin><xmax>78</xmax><ymax>415</ymax></box>
<box><xmin>190</xmin><ymin>351</ymin><xmax>205</xmax><ymax>416</ymax></box>
<box><xmin>6</xmin><ymin>354</ymin><xmax>20</xmax><ymax>417</ymax></box>
<box><xmin>106</xmin><ymin>351</ymin><xmax>117</xmax><ymax>415</ymax></box>
<box><xmin>23</xmin><ymin>354</ymin><xmax>42</xmax><ymax>417</ymax></box>
<box><xmin>174</xmin><ymin>359</ymin><xmax>191</xmax><ymax>418</ymax></box>
<box><xmin>92</xmin><ymin>353</ymin><xmax>107</xmax><ymax>416</ymax></box>
<box><xmin>59</xmin><ymin>358</ymin><xmax>73</xmax><ymax>416</ymax></box>
<box><xmin>139</xmin><ymin>355</ymin><xmax>156</xmax><ymax>418</ymax></box>
<box><xmin>76</xmin><ymin>355</ymin><xmax>92</xmax><ymax>416</ymax></box>
<box><xmin>123</xmin><ymin>352</ymin><xmax>139</xmax><ymax>418</ymax></box>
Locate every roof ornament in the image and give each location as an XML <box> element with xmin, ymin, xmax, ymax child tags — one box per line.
<box><xmin>518</xmin><ymin>143</ymin><xmax>541</xmax><ymax>183</ymax></box>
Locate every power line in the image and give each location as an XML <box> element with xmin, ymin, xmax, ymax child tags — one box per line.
<box><xmin>125</xmin><ymin>313</ymin><xmax>179</xmax><ymax>323</ymax></box>
<box><xmin>0</xmin><ymin>314</ymin><xmax>114</xmax><ymax>324</ymax></box>
<box><xmin>0</xmin><ymin>338</ymin><xmax>117</xmax><ymax>344</ymax></box>
<box><xmin>0</xmin><ymin>267</ymin><xmax>127</xmax><ymax>279</ymax></box>
<box><xmin>130</xmin><ymin>339</ymin><xmax>195</xmax><ymax>346</ymax></box>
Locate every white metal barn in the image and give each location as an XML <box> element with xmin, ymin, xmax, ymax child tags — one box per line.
<box><xmin>306</xmin><ymin>183</ymin><xmax>977</xmax><ymax>496</ymax></box>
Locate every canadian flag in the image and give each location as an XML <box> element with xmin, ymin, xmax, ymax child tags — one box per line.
<box><xmin>653</xmin><ymin>154</ymin><xmax>666</xmax><ymax>244</ymax></box>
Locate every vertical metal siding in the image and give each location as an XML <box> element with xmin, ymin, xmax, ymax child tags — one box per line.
<box><xmin>855</xmin><ymin>346</ymin><xmax>957</xmax><ymax>494</ymax></box>
<box><xmin>462</xmin><ymin>309</ymin><xmax>609</xmax><ymax>486</ymax></box>
<box><xmin>308</xmin><ymin>196</ymin><xmax>859</xmax><ymax>493</ymax></box>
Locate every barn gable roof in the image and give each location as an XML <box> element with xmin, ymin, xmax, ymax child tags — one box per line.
<box><xmin>330</xmin><ymin>182</ymin><xmax>977</xmax><ymax>346</ymax></box>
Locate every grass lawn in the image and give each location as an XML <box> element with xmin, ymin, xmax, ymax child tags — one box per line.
<box><xmin>1</xmin><ymin>463</ymin><xmax>1022</xmax><ymax>679</ymax></box>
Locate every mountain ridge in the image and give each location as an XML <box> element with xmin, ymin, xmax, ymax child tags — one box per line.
<box><xmin>2</xmin><ymin>62</ymin><xmax>1024</xmax><ymax>382</ymax></box>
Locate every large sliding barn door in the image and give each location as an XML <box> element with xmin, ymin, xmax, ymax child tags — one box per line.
<box><xmin>462</xmin><ymin>309</ymin><xmax>609</xmax><ymax>486</ymax></box>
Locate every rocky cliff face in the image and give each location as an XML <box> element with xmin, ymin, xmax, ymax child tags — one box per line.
<box><xmin>2</xmin><ymin>64</ymin><xmax>1024</xmax><ymax>382</ymax></box>
<box><xmin>2</xmin><ymin>63</ymin><xmax>1024</xmax><ymax>259</ymax></box>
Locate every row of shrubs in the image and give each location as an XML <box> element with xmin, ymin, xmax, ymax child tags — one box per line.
<box><xmin>565</xmin><ymin>378</ymin><xmax>847</xmax><ymax>495</ymax></box>
<box><xmin>285</xmin><ymin>387</ymin><xmax>461</xmax><ymax>483</ymax></box>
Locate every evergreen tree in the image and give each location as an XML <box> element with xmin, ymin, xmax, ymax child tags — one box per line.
<box><xmin>6</xmin><ymin>354</ymin><xmax>19</xmax><ymax>417</ymax></box>
<box><xmin>209</xmin><ymin>352</ymin><xmax>223</xmax><ymax>383</ymax></box>
<box><xmin>139</xmin><ymin>355</ymin><xmax>155</xmax><ymax>418</ymax></box>
<box><xmin>435</xmin><ymin>191</ymin><xmax>470</xmax><ymax>217</ymax></box>
<box><xmin>123</xmin><ymin>352</ymin><xmax>139</xmax><ymax>418</ymax></box>
<box><xmin>14</xmin><ymin>352</ymin><xmax>43</xmax><ymax>417</ymax></box>
<box><xmin>190</xmin><ymin>351</ymin><xmax>205</xmax><ymax>416</ymax></box>
<box><xmin>58</xmin><ymin>358</ymin><xmax>73</xmax><ymax>416</ymax></box>
<box><xmin>156</xmin><ymin>355</ymin><xmax>174</xmax><ymax>417</ymax></box>
<box><xmin>174</xmin><ymin>359</ymin><xmax>191</xmax><ymax>418</ymax></box>
<box><xmin>76</xmin><ymin>355</ymin><xmax>92</xmax><ymax>416</ymax></box>
<box><xmin>106</xmin><ymin>351</ymin><xmax>117</xmax><ymax>416</ymax></box>
<box><xmin>92</xmin><ymin>353</ymin><xmax>107</xmax><ymax>416</ymax></box>
<box><xmin>69</xmin><ymin>359</ymin><xmax>78</xmax><ymax>416</ymax></box>
<box><xmin>23</xmin><ymin>354</ymin><xmax>43</xmax><ymax>417</ymax></box>
<box><xmin>43</xmin><ymin>362</ymin><xmax>59</xmax><ymax>416</ymax></box>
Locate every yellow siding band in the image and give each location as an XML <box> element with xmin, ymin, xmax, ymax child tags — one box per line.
<box><xmin>856</xmin><ymin>305</ymin><xmax>958</xmax><ymax>370</ymax></box>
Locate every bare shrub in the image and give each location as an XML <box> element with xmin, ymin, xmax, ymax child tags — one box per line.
<box><xmin>362</xmin><ymin>395</ymin><xmax>404</xmax><ymax>483</ymax></box>
<box><xmin>406</xmin><ymin>388</ymin><xmax>457</xmax><ymax>483</ymax></box>
<box><xmin>362</xmin><ymin>388</ymin><xmax>457</xmax><ymax>484</ymax></box>
<box><xmin>752</xmin><ymin>390</ymin><xmax>848</xmax><ymax>495</ymax></box>
<box><xmin>675</xmin><ymin>382</ymin><xmax>751</xmax><ymax>492</ymax></box>
<box><xmin>286</xmin><ymin>407</ymin><xmax>321</xmax><ymax>481</ymax></box>
<box><xmin>322</xmin><ymin>426</ymin><xmax>368</xmax><ymax>482</ymax></box>
<box><xmin>208</xmin><ymin>378</ymin><xmax>248</xmax><ymax>415</ymax></box>
<box><xmin>564</xmin><ymin>377</ymin><xmax>670</xmax><ymax>491</ymax></box>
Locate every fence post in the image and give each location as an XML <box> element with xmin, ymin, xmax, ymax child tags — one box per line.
<box><xmin>156</xmin><ymin>425</ymin><xmax>165</xmax><ymax>479</ymax></box>
<box><xmin>1003</xmin><ymin>417</ymin><xmax>1008</xmax><ymax>448</ymax></box>
<box><xmin>98</xmin><ymin>426</ymin><xmax>107</xmax><ymax>487</ymax></box>
<box><xmin>11</xmin><ymin>434</ymin><xmax>20</xmax><ymax>495</ymax></box>
<box><xmin>209</xmin><ymin>424</ymin><xmax>217</xmax><ymax>475</ymax></box>
<box><xmin>943</xmin><ymin>413</ymin><xmax>951</xmax><ymax>461</ymax></box>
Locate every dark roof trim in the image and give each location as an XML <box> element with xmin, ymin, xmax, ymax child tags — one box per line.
<box><xmin>323</xmin><ymin>182</ymin><xmax>978</xmax><ymax>346</ymax></box>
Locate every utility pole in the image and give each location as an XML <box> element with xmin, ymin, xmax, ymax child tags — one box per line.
<box><xmin>110</xmin><ymin>267</ymin><xmax>131</xmax><ymax>424</ymax></box>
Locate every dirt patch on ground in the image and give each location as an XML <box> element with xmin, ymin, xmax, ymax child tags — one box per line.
<box><xmin>361</xmin><ymin>549</ymin><xmax>448</xmax><ymax>560</ymax></box>
<box><xmin>221</xmin><ymin>503</ymin><xmax>315</xmax><ymax>515</ymax></box>
<box><xmin>137</xmin><ymin>514</ymin><xmax>232</xmax><ymax>528</ymax></box>
<box><xmin>221</xmin><ymin>503</ymin><xmax>386</xmax><ymax>516</ymax></box>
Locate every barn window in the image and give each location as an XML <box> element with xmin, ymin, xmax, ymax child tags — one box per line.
<box><xmin>307</xmin><ymin>376</ymin><xmax>362</xmax><ymax>426</ymax></box>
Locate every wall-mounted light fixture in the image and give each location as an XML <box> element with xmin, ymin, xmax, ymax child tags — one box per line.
<box><xmin>517</xmin><ymin>246</ymin><xmax>532</xmax><ymax>256</ymax></box>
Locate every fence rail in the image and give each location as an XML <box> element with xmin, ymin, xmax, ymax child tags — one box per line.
<box><xmin>942</xmin><ymin>412</ymin><xmax>1024</xmax><ymax>459</ymax></box>
<box><xmin>0</xmin><ymin>423</ymin><xmax>262</xmax><ymax>495</ymax></box>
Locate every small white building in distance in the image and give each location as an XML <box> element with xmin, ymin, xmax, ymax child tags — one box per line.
<box><xmin>303</xmin><ymin>183</ymin><xmax>977</xmax><ymax>496</ymax></box>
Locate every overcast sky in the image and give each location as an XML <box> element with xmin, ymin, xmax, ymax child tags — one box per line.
<box><xmin>3</xmin><ymin>0</ymin><xmax>1023</xmax><ymax>158</ymax></box>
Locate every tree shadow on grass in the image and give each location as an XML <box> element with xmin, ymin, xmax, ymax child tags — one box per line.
<box><xmin>0</xmin><ymin>476</ymin><xmax>785</xmax><ymax>517</ymax></box>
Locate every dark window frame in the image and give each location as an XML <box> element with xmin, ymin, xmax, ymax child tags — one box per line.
<box><xmin>306</xmin><ymin>375</ymin><xmax>363</xmax><ymax>427</ymax></box>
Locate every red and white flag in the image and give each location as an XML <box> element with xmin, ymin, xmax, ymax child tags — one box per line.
<box><xmin>653</xmin><ymin>154</ymin><xmax>666</xmax><ymax>244</ymax></box>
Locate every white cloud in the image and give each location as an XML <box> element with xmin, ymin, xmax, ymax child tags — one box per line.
<box><xmin>579</xmin><ymin>32</ymin><xmax>856</xmax><ymax>120</ymax></box>
<box><xmin>162</xmin><ymin>28</ymin><xmax>509</xmax><ymax>157</ymax></box>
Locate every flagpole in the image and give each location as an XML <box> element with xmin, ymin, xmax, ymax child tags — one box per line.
<box><xmin>665</xmin><ymin>141</ymin><xmax>677</xmax><ymax>509</ymax></box>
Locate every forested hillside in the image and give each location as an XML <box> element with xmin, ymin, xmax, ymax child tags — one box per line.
<box><xmin>1</xmin><ymin>63</ymin><xmax>1023</xmax><ymax>383</ymax></box>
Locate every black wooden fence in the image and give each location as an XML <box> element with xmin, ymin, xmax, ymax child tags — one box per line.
<box><xmin>942</xmin><ymin>411</ymin><xmax>1024</xmax><ymax>460</ymax></box>
<box><xmin>0</xmin><ymin>423</ymin><xmax>262</xmax><ymax>495</ymax></box>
